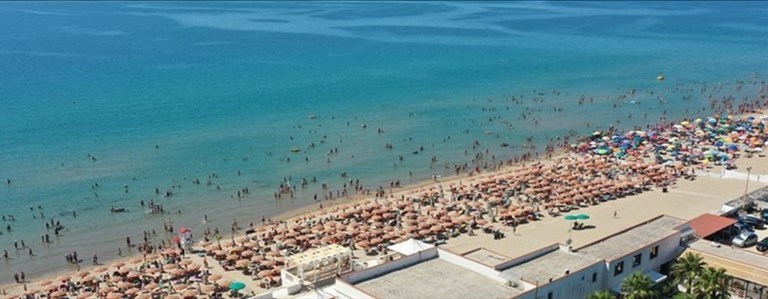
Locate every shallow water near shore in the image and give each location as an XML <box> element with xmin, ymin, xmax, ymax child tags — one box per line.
<box><xmin>1</xmin><ymin>1</ymin><xmax>768</xmax><ymax>283</ymax></box>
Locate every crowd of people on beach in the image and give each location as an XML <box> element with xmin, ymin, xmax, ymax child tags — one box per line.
<box><xmin>2</xmin><ymin>75</ymin><xmax>767</xmax><ymax>298</ymax></box>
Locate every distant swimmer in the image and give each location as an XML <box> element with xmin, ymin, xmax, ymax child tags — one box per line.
<box><xmin>110</xmin><ymin>207</ymin><xmax>128</xmax><ymax>213</ymax></box>
<box><xmin>656</xmin><ymin>73</ymin><xmax>665</xmax><ymax>81</ymax></box>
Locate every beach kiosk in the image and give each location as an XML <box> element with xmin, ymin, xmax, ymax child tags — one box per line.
<box><xmin>286</xmin><ymin>244</ymin><xmax>352</xmax><ymax>283</ymax></box>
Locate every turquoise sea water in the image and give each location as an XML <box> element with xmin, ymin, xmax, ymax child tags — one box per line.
<box><xmin>1</xmin><ymin>1</ymin><xmax>768</xmax><ymax>281</ymax></box>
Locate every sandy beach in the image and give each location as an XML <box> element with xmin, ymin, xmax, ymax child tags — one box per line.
<box><xmin>3</xmin><ymin>137</ymin><xmax>768</xmax><ymax>298</ymax></box>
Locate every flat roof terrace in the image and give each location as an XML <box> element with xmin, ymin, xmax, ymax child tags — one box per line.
<box><xmin>464</xmin><ymin>248</ymin><xmax>512</xmax><ymax>267</ymax></box>
<box><xmin>500</xmin><ymin>249</ymin><xmax>601</xmax><ymax>284</ymax></box>
<box><xmin>353</xmin><ymin>258</ymin><xmax>520</xmax><ymax>299</ymax></box>
<box><xmin>575</xmin><ymin>215</ymin><xmax>686</xmax><ymax>261</ymax></box>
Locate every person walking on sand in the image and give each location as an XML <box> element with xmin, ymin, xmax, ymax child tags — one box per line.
<box><xmin>614</xmin><ymin>211</ymin><xmax>617</xmax><ymax>218</ymax></box>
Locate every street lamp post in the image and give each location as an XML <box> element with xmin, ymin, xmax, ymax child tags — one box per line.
<box><xmin>744</xmin><ymin>166</ymin><xmax>753</xmax><ymax>210</ymax></box>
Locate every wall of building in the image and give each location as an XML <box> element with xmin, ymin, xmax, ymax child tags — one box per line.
<box><xmin>344</xmin><ymin>247</ymin><xmax>438</xmax><ymax>284</ymax></box>
<box><xmin>280</xmin><ymin>268</ymin><xmax>303</xmax><ymax>295</ymax></box>
<box><xmin>494</xmin><ymin>244</ymin><xmax>560</xmax><ymax>271</ymax></box>
<box><xmin>604</xmin><ymin>232</ymin><xmax>682</xmax><ymax>289</ymax></box>
<box><xmin>515</xmin><ymin>262</ymin><xmax>605</xmax><ymax>299</ymax></box>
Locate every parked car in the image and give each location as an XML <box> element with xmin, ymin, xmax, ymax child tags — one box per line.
<box><xmin>734</xmin><ymin>222</ymin><xmax>754</xmax><ymax>233</ymax></box>
<box><xmin>741</xmin><ymin>215</ymin><xmax>765</xmax><ymax>229</ymax></box>
<box><xmin>761</xmin><ymin>208</ymin><xmax>768</xmax><ymax>220</ymax></box>
<box><xmin>757</xmin><ymin>237</ymin><xmax>768</xmax><ymax>252</ymax></box>
<box><xmin>733</xmin><ymin>232</ymin><xmax>759</xmax><ymax>247</ymax></box>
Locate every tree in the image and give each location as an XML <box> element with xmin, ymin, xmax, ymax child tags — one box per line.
<box><xmin>621</xmin><ymin>272</ymin><xmax>657</xmax><ymax>299</ymax></box>
<box><xmin>695</xmin><ymin>267</ymin><xmax>731</xmax><ymax>299</ymax></box>
<box><xmin>671</xmin><ymin>252</ymin><xmax>705</xmax><ymax>295</ymax></box>
<box><xmin>587</xmin><ymin>289</ymin><xmax>615</xmax><ymax>299</ymax></box>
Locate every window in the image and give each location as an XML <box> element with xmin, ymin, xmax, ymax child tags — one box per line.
<box><xmin>547</xmin><ymin>292</ymin><xmax>553</xmax><ymax>299</ymax></box>
<box><xmin>614</xmin><ymin>261</ymin><xmax>624</xmax><ymax>276</ymax></box>
<box><xmin>633</xmin><ymin>253</ymin><xmax>642</xmax><ymax>267</ymax></box>
<box><xmin>650</xmin><ymin>245</ymin><xmax>659</xmax><ymax>259</ymax></box>
<box><xmin>592</xmin><ymin>272</ymin><xmax>598</xmax><ymax>283</ymax></box>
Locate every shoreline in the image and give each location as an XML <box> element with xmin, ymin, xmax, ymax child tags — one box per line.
<box><xmin>0</xmin><ymin>147</ymin><xmax>571</xmax><ymax>296</ymax></box>
<box><xmin>3</xmin><ymin>102</ymin><xmax>768</xmax><ymax>296</ymax></box>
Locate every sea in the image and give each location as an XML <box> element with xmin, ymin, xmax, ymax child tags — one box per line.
<box><xmin>1</xmin><ymin>1</ymin><xmax>768</xmax><ymax>282</ymax></box>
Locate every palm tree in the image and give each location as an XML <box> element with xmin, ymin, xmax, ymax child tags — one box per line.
<box><xmin>671</xmin><ymin>252</ymin><xmax>705</xmax><ymax>295</ymax></box>
<box><xmin>621</xmin><ymin>272</ymin><xmax>657</xmax><ymax>299</ymax></box>
<box><xmin>695</xmin><ymin>267</ymin><xmax>731</xmax><ymax>299</ymax></box>
<box><xmin>587</xmin><ymin>289</ymin><xmax>615</xmax><ymax>299</ymax></box>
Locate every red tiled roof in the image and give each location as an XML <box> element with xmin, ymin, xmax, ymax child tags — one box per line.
<box><xmin>687</xmin><ymin>213</ymin><xmax>736</xmax><ymax>238</ymax></box>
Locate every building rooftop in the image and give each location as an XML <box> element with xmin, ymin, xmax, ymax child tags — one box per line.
<box><xmin>686</xmin><ymin>213</ymin><xmax>736</xmax><ymax>238</ymax></box>
<box><xmin>463</xmin><ymin>248</ymin><xmax>511</xmax><ymax>268</ymax></box>
<box><xmin>354</xmin><ymin>258</ymin><xmax>520</xmax><ymax>299</ymax></box>
<box><xmin>500</xmin><ymin>249</ymin><xmax>601</xmax><ymax>284</ymax></box>
<box><xmin>575</xmin><ymin>215</ymin><xmax>686</xmax><ymax>261</ymax></box>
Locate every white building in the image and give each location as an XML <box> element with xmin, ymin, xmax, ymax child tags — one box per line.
<box><xmin>509</xmin><ymin>215</ymin><xmax>693</xmax><ymax>298</ymax></box>
<box><xmin>312</xmin><ymin>215</ymin><xmax>693</xmax><ymax>299</ymax></box>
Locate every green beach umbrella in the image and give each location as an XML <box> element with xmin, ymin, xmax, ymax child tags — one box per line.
<box><xmin>564</xmin><ymin>215</ymin><xmax>579</xmax><ymax>221</ymax></box>
<box><xmin>229</xmin><ymin>281</ymin><xmax>246</xmax><ymax>291</ymax></box>
<box><xmin>596</xmin><ymin>148</ymin><xmax>610</xmax><ymax>155</ymax></box>
<box><xmin>576</xmin><ymin>214</ymin><xmax>590</xmax><ymax>220</ymax></box>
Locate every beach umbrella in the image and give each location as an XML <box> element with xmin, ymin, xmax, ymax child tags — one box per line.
<box><xmin>173</xmin><ymin>283</ymin><xmax>189</xmax><ymax>292</ymax></box>
<box><xmin>229</xmin><ymin>281</ymin><xmax>246</xmax><ymax>291</ymax></box>
<box><xmin>38</xmin><ymin>280</ymin><xmax>53</xmax><ymax>286</ymax></box>
<box><xmin>76</xmin><ymin>292</ymin><xmax>94</xmax><ymax>299</ymax></box>
<box><xmin>217</xmin><ymin>279</ymin><xmax>232</xmax><ymax>288</ymax></box>
<box><xmin>117</xmin><ymin>281</ymin><xmax>132</xmax><ymax>289</ymax></box>
<box><xmin>50</xmin><ymin>290</ymin><xmax>67</xmax><ymax>298</ymax></box>
<box><xmin>125</xmin><ymin>288</ymin><xmax>141</xmax><ymax>295</ymax></box>
<box><xmin>236</xmin><ymin>259</ymin><xmax>250</xmax><ymax>268</ymax></box>
<box><xmin>182</xmin><ymin>289</ymin><xmax>199</xmax><ymax>298</ymax></box>
<box><xmin>45</xmin><ymin>284</ymin><xmax>61</xmax><ymax>292</ymax></box>
<box><xmin>201</xmin><ymin>284</ymin><xmax>216</xmax><ymax>293</ymax></box>
<box><xmin>187</xmin><ymin>264</ymin><xmax>202</xmax><ymax>272</ymax></box>
<box><xmin>258</xmin><ymin>270</ymin><xmax>272</xmax><ymax>278</ymax></box>
<box><xmin>163</xmin><ymin>264</ymin><xmax>178</xmax><ymax>271</ymax></box>
<box><xmin>576</xmin><ymin>214</ymin><xmax>590</xmax><ymax>220</ymax></box>
<box><xmin>564</xmin><ymin>215</ymin><xmax>579</xmax><ymax>221</ymax></box>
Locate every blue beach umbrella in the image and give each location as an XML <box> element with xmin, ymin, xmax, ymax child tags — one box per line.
<box><xmin>230</xmin><ymin>282</ymin><xmax>246</xmax><ymax>291</ymax></box>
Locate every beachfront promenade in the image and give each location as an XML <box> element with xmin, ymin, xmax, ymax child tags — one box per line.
<box><xmin>444</xmin><ymin>168</ymin><xmax>767</xmax><ymax>257</ymax></box>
